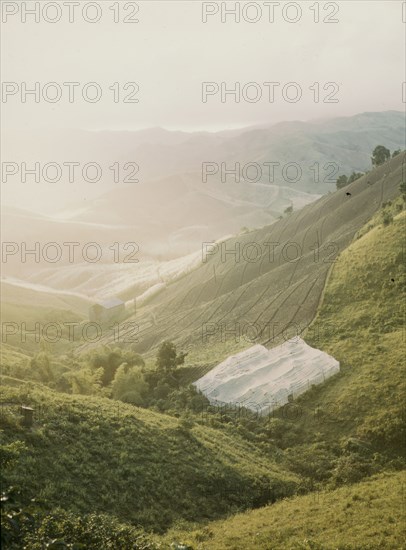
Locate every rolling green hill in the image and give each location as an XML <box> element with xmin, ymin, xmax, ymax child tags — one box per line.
<box><xmin>0</xmin><ymin>280</ymin><xmax>89</xmax><ymax>355</ymax></box>
<box><xmin>0</xmin><ymin>383</ymin><xmax>298</xmax><ymax>535</ymax></box>
<box><xmin>159</xmin><ymin>470</ymin><xmax>406</xmax><ymax>549</ymax></box>
<box><xmin>80</xmin><ymin>152</ymin><xmax>405</xmax><ymax>370</ymax></box>
<box><xmin>1</xmin><ymin>152</ymin><xmax>405</xmax><ymax>549</ymax></box>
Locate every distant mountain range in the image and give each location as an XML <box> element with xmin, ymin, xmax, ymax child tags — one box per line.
<box><xmin>2</xmin><ymin>111</ymin><xmax>405</xmax><ymax>263</ymax></box>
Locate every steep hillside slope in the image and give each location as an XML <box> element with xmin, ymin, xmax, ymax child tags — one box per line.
<box><xmin>160</xmin><ymin>470</ymin><xmax>405</xmax><ymax>549</ymax></box>
<box><xmin>0</xmin><ymin>384</ymin><xmax>298</xmax><ymax>533</ymax></box>
<box><xmin>157</xmin><ymin>197</ymin><xmax>406</xmax><ymax>549</ymax></box>
<box><xmin>296</xmin><ymin>209</ymin><xmax>406</xmax><ymax>451</ymax></box>
<box><xmin>87</xmin><ymin>152</ymin><xmax>405</xmax><ymax>366</ymax></box>
<box><xmin>1</xmin><ymin>153</ymin><xmax>404</xmax><ymax>550</ymax></box>
<box><xmin>0</xmin><ymin>280</ymin><xmax>89</xmax><ymax>354</ymax></box>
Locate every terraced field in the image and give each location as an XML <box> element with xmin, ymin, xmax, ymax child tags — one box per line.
<box><xmin>84</xmin><ymin>153</ymin><xmax>405</xmax><ymax>370</ymax></box>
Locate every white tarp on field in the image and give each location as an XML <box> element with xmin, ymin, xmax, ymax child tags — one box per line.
<box><xmin>193</xmin><ymin>338</ymin><xmax>340</xmax><ymax>415</ymax></box>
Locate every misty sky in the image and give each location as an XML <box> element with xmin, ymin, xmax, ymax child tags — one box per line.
<box><xmin>1</xmin><ymin>0</ymin><xmax>405</xmax><ymax>132</ymax></box>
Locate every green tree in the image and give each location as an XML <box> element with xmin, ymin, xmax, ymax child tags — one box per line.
<box><xmin>284</xmin><ymin>205</ymin><xmax>293</xmax><ymax>216</ymax></box>
<box><xmin>382</xmin><ymin>210</ymin><xmax>393</xmax><ymax>226</ymax></box>
<box><xmin>336</xmin><ymin>174</ymin><xmax>348</xmax><ymax>189</ymax></box>
<box><xmin>336</xmin><ymin>172</ymin><xmax>364</xmax><ymax>190</ymax></box>
<box><xmin>156</xmin><ymin>341</ymin><xmax>187</xmax><ymax>373</ymax></box>
<box><xmin>30</xmin><ymin>352</ymin><xmax>53</xmax><ymax>383</ymax></box>
<box><xmin>392</xmin><ymin>149</ymin><xmax>401</xmax><ymax>157</ymax></box>
<box><xmin>371</xmin><ymin>145</ymin><xmax>390</xmax><ymax>167</ymax></box>
<box><xmin>122</xmin><ymin>351</ymin><xmax>145</xmax><ymax>368</ymax></box>
<box><xmin>348</xmin><ymin>171</ymin><xmax>363</xmax><ymax>184</ymax></box>
<box><xmin>89</xmin><ymin>349</ymin><xmax>125</xmax><ymax>386</ymax></box>
<box><xmin>111</xmin><ymin>363</ymin><xmax>148</xmax><ymax>405</ymax></box>
<box><xmin>400</xmin><ymin>182</ymin><xmax>406</xmax><ymax>202</ymax></box>
<box><xmin>69</xmin><ymin>367</ymin><xmax>103</xmax><ymax>395</ymax></box>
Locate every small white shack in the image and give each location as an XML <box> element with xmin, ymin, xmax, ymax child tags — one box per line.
<box><xmin>193</xmin><ymin>338</ymin><xmax>340</xmax><ymax>415</ymax></box>
<box><xmin>89</xmin><ymin>298</ymin><xmax>125</xmax><ymax>324</ymax></box>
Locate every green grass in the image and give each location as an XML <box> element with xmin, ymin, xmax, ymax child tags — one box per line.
<box><xmin>0</xmin><ymin>383</ymin><xmax>298</xmax><ymax>534</ymax></box>
<box><xmin>298</xmin><ymin>211</ymin><xmax>406</xmax><ymax>450</ymax></box>
<box><xmin>0</xmin><ymin>344</ymin><xmax>31</xmax><ymax>368</ymax></box>
<box><xmin>1</xmin><ymin>287</ymin><xmax>87</xmax><ymax>355</ymax></box>
<box><xmin>153</xmin><ymin>207</ymin><xmax>406</xmax><ymax>549</ymax></box>
<box><xmin>1</xmin><ymin>158</ymin><xmax>405</xmax><ymax>548</ymax></box>
<box><xmin>159</xmin><ymin>470</ymin><xmax>406</xmax><ymax>549</ymax></box>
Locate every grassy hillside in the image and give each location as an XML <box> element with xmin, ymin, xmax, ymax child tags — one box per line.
<box><xmin>299</xmin><ymin>208</ymin><xmax>405</xmax><ymax>451</ymax></box>
<box><xmin>190</xmin><ymin>208</ymin><xmax>406</xmax><ymax>485</ymax></box>
<box><xmin>154</xmin><ymin>197</ymin><xmax>406</xmax><ymax>549</ymax></box>
<box><xmin>79</xmin><ymin>152</ymin><xmax>405</xmax><ymax>369</ymax></box>
<box><xmin>159</xmin><ymin>470</ymin><xmax>406</xmax><ymax>549</ymax></box>
<box><xmin>0</xmin><ymin>280</ymin><xmax>88</xmax><ymax>355</ymax></box>
<box><xmin>0</xmin><ymin>384</ymin><xmax>298</xmax><ymax>534</ymax></box>
<box><xmin>1</xmin><ymin>153</ymin><xmax>405</xmax><ymax>549</ymax></box>
<box><xmin>2</xmin><ymin>199</ymin><xmax>404</xmax><ymax>549</ymax></box>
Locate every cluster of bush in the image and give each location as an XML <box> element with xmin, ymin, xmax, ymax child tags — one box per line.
<box><xmin>17</xmin><ymin>341</ymin><xmax>209</xmax><ymax>418</ymax></box>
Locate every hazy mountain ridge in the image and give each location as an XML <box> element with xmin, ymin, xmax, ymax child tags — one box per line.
<box><xmin>72</xmin><ymin>111</ymin><xmax>406</xmax><ymax>194</ymax></box>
